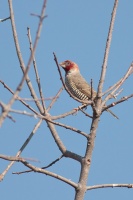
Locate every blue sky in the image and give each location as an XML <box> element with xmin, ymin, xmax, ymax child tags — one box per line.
<box><xmin>1</xmin><ymin>1</ymin><xmax>133</xmax><ymax>200</ymax></box>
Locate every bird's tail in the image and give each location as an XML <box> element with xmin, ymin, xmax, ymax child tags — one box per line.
<box><xmin>106</xmin><ymin>109</ymin><xmax>119</xmax><ymax>119</ymax></box>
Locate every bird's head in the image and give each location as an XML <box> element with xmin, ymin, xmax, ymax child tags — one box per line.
<box><xmin>59</xmin><ymin>60</ymin><xmax>79</xmax><ymax>74</ymax></box>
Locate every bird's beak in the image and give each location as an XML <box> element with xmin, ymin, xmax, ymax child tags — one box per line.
<box><xmin>59</xmin><ymin>62</ymin><xmax>65</xmax><ymax>68</ymax></box>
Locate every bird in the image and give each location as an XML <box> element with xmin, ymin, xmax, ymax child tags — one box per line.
<box><xmin>59</xmin><ymin>60</ymin><xmax>118</xmax><ymax>119</ymax></box>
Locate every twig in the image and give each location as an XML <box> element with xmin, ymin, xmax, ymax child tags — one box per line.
<box><xmin>74</xmin><ymin>1</ymin><xmax>119</xmax><ymax>199</ymax></box>
<box><xmin>0</xmin><ymin>101</ymin><xmax>16</xmax><ymax>122</ymax></box>
<box><xmin>0</xmin><ymin>154</ymin><xmax>39</xmax><ymax>163</ymax></box>
<box><xmin>0</xmin><ymin>119</ymin><xmax>42</xmax><ymax>181</ymax></box>
<box><xmin>27</xmin><ymin>27</ymin><xmax>46</xmax><ymax>112</ymax></box>
<box><xmin>87</xmin><ymin>183</ymin><xmax>133</xmax><ymax>190</ymax></box>
<box><xmin>42</xmin><ymin>154</ymin><xmax>64</xmax><ymax>169</ymax></box>
<box><xmin>13</xmin><ymin>155</ymin><xmax>64</xmax><ymax>174</ymax></box>
<box><xmin>0</xmin><ymin>81</ymin><xmax>88</xmax><ymax>137</ymax></box>
<box><xmin>78</xmin><ymin>107</ymin><xmax>93</xmax><ymax>118</ymax></box>
<box><xmin>0</xmin><ymin>80</ymin><xmax>43</xmax><ymax>118</ymax></box>
<box><xmin>0</xmin><ymin>65</ymin><xmax>30</xmax><ymax>127</ymax></box>
<box><xmin>47</xmin><ymin>86</ymin><xmax>64</xmax><ymax>112</ymax></box>
<box><xmin>49</xmin><ymin>120</ymin><xmax>88</xmax><ymax>138</ymax></box>
<box><xmin>7</xmin><ymin>0</ymin><xmax>47</xmax><ymax>117</ymax></box>
<box><xmin>6</xmin><ymin>113</ymin><xmax>16</xmax><ymax>122</ymax></box>
<box><xmin>30</xmin><ymin>13</ymin><xmax>48</xmax><ymax>19</ymax></box>
<box><xmin>0</xmin><ymin>0</ymin><xmax>45</xmax><ymax>127</ymax></box>
<box><xmin>97</xmin><ymin>0</ymin><xmax>118</xmax><ymax>99</ymax></box>
<box><xmin>23</xmin><ymin>0</ymin><xmax>47</xmax><ymax>114</ymax></box>
<box><xmin>0</xmin><ymin>80</ymin><xmax>88</xmax><ymax>137</ymax></box>
<box><xmin>0</xmin><ymin>0</ymin><xmax>33</xmax><ymax>126</ymax></box>
<box><xmin>14</xmin><ymin>97</ymin><xmax>54</xmax><ymax>101</ymax></box>
<box><xmin>102</xmin><ymin>78</ymin><xmax>123</xmax><ymax>96</ymax></box>
<box><xmin>7</xmin><ymin>108</ymin><xmax>39</xmax><ymax>118</ymax></box>
<box><xmin>51</xmin><ymin>104</ymin><xmax>87</xmax><ymax>120</ymax></box>
<box><xmin>102</xmin><ymin>62</ymin><xmax>133</xmax><ymax>105</ymax></box>
<box><xmin>103</xmin><ymin>94</ymin><xmax>133</xmax><ymax>111</ymax></box>
<box><xmin>0</xmin><ymin>16</ymin><xmax>10</xmax><ymax>22</ymax></box>
<box><xmin>15</xmin><ymin>159</ymin><xmax>77</xmax><ymax>188</ymax></box>
<box><xmin>0</xmin><ymin>155</ymin><xmax>77</xmax><ymax>188</ymax></box>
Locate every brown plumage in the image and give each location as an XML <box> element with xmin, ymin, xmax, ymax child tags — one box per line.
<box><xmin>59</xmin><ymin>60</ymin><xmax>118</xmax><ymax>119</ymax></box>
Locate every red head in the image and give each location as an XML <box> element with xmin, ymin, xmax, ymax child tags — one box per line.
<box><xmin>59</xmin><ymin>60</ymin><xmax>79</xmax><ymax>73</ymax></box>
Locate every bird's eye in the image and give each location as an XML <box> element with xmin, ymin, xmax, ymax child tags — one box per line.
<box><xmin>66</xmin><ymin>61</ymin><xmax>70</xmax><ymax>65</ymax></box>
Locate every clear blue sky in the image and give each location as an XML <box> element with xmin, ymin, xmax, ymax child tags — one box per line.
<box><xmin>1</xmin><ymin>1</ymin><xmax>133</xmax><ymax>200</ymax></box>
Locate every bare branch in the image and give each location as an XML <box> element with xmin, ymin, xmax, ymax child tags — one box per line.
<box><xmin>0</xmin><ymin>155</ymin><xmax>77</xmax><ymax>188</ymax></box>
<box><xmin>19</xmin><ymin>160</ymin><xmax>78</xmax><ymax>188</ymax></box>
<box><xmin>30</xmin><ymin>13</ymin><xmax>48</xmax><ymax>19</ymax></box>
<box><xmin>0</xmin><ymin>155</ymin><xmax>39</xmax><ymax>163</ymax></box>
<box><xmin>27</xmin><ymin>27</ymin><xmax>46</xmax><ymax>112</ymax></box>
<box><xmin>97</xmin><ymin>0</ymin><xmax>118</xmax><ymax>99</ymax></box>
<box><xmin>102</xmin><ymin>62</ymin><xmax>133</xmax><ymax>105</ymax></box>
<box><xmin>102</xmin><ymin>78</ymin><xmax>123</xmax><ymax>96</ymax></box>
<box><xmin>0</xmin><ymin>119</ymin><xmax>42</xmax><ymax>181</ymax></box>
<box><xmin>0</xmin><ymin>0</ymin><xmax>47</xmax><ymax>126</ymax></box>
<box><xmin>103</xmin><ymin>94</ymin><xmax>133</xmax><ymax>111</ymax></box>
<box><xmin>87</xmin><ymin>183</ymin><xmax>133</xmax><ymax>190</ymax></box>
<box><xmin>0</xmin><ymin>101</ymin><xmax>16</xmax><ymax>122</ymax></box>
<box><xmin>47</xmin><ymin>86</ymin><xmax>64</xmax><ymax>112</ymax></box>
<box><xmin>74</xmin><ymin>1</ymin><xmax>119</xmax><ymax>199</ymax></box>
<box><xmin>51</xmin><ymin>104</ymin><xmax>87</xmax><ymax>120</ymax></box>
<box><xmin>11</xmin><ymin>97</ymin><xmax>54</xmax><ymax>101</ymax></box>
<box><xmin>0</xmin><ymin>16</ymin><xmax>10</xmax><ymax>22</ymax></box>
<box><xmin>42</xmin><ymin>155</ymin><xmax>64</xmax><ymax>169</ymax></box>
<box><xmin>0</xmin><ymin>80</ymin><xmax>42</xmax><ymax>117</ymax></box>
<box><xmin>7</xmin><ymin>0</ymin><xmax>47</xmax><ymax>117</ymax></box>
<box><xmin>13</xmin><ymin>155</ymin><xmax>64</xmax><ymax>174</ymax></box>
<box><xmin>78</xmin><ymin>107</ymin><xmax>93</xmax><ymax>118</ymax></box>
<box><xmin>50</xmin><ymin>120</ymin><xmax>88</xmax><ymax>138</ymax></box>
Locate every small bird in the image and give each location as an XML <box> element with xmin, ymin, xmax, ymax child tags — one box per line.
<box><xmin>59</xmin><ymin>60</ymin><xmax>118</xmax><ymax>119</ymax></box>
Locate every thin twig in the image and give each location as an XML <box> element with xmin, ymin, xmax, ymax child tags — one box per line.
<box><xmin>103</xmin><ymin>94</ymin><xmax>133</xmax><ymax>111</ymax></box>
<box><xmin>97</xmin><ymin>0</ymin><xmax>118</xmax><ymax>99</ymax></box>
<box><xmin>78</xmin><ymin>107</ymin><xmax>93</xmax><ymax>118</ymax></box>
<box><xmin>0</xmin><ymin>16</ymin><xmax>10</xmax><ymax>22</ymax></box>
<box><xmin>47</xmin><ymin>86</ymin><xmax>64</xmax><ymax>112</ymax></box>
<box><xmin>0</xmin><ymin>0</ymin><xmax>46</xmax><ymax>127</ymax></box>
<box><xmin>13</xmin><ymin>155</ymin><xmax>64</xmax><ymax>174</ymax></box>
<box><xmin>102</xmin><ymin>78</ymin><xmax>123</xmax><ymax>96</ymax></box>
<box><xmin>0</xmin><ymin>119</ymin><xmax>42</xmax><ymax>181</ymax></box>
<box><xmin>87</xmin><ymin>183</ymin><xmax>133</xmax><ymax>190</ymax></box>
<box><xmin>0</xmin><ymin>65</ymin><xmax>30</xmax><ymax>127</ymax></box>
<box><xmin>49</xmin><ymin>120</ymin><xmax>88</xmax><ymax>138</ymax></box>
<box><xmin>30</xmin><ymin>13</ymin><xmax>48</xmax><ymax>19</ymax></box>
<box><xmin>0</xmin><ymin>80</ymin><xmax>88</xmax><ymax>137</ymax></box>
<box><xmin>0</xmin><ymin>154</ymin><xmax>39</xmax><ymax>163</ymax></box>
<box><xmin>27</xmin><ymin>27</ymin><xmax>46</xmax><ymax>112</ymax></box>
<box><xmin>14</xmin><ymin>97</ymin><xmax>54</xmax><ymax>101</ymax></box>
<box><xmin>0</xmin><ymin>101</ymin><xmax>16</xmax><ymax>122</ymax></box>
<box><xmin>74</xmin><ymin>1</ymin><xmax>119</xmax><ymax>199</ymax></box>
<box><xmin>0</xmin><ymin>155</ymin><xmax>77</xmax><ymax>188</ymax></box>
<box><xmin>16</xmin><ymin>159</ymin><xmax>77</xmax><ymax>188</ymax></box>
<box><xmin>0</xmin><ymin>80</ymin><xmax>42</xmax><ymax>117</ymax></box>
<box><xmin>42</xmin><ymin>154</ymin><xmax>64</xmax><ymax>169</ymax></box>
<box><xmin>7</xmin><ymin>0</ymin><xmax>47</xmax><ymax>117</ymax></box>
<box><xmin>7</xmin><ymin>108</ymin><xmax>39</xmax><ymax>118</ymax></box>
<box><xmin>51</xmin><ymin>104</ymin><xmax>87</xmax><ymax>120</ymax></box>
<box><xmin>102</xmin><ymin>62</ymin><xmax>133</xmax><ymax>106</ymax></box>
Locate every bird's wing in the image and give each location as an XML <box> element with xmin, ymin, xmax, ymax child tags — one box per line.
<box><xmin>68</xmin><ymin>73</ymin><xmax>97</xmax><ymax>98</ymax></box>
